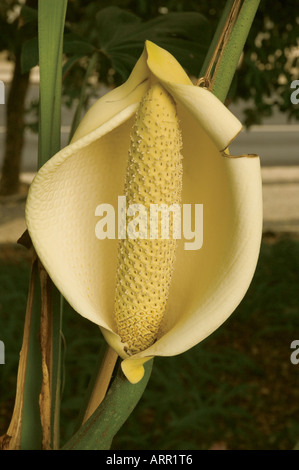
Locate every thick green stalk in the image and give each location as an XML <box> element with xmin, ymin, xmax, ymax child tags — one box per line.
<box><xmin>20</xmin><ymin>259</ymin><xmax>42</xmax><ymax>450</ymax></box>
<box><xmin>63</xmin><ymin>360</ymin><xmax>153</xmax><ymax>450</ymax></box>
<box><xmin>51</xmin><ymin>287</ymin><xmax>65</xmax><ymax>449</ymax></box>
<box><xmin>38</xmin><ymin>0</ymin><xmax>68</xmax><ymax>449</ymax></box>
<box><xmin>15</xmin><ymin>0</ymin><xmax>68</xmax><ymax>450</ymax></box>
<box><xmin>38</xmin><ymin>0</ymin><xmax>67</xmax><ymax>166</ymax></box>
<box><xmin>199</xmin><ymin>0</ymin><xmax>235</xmax><ymax>79</ymax></box>
<box><xmin>211</xmin><ymin>0</ymin><xmax>261</xmax><ymax>103</ymax></box>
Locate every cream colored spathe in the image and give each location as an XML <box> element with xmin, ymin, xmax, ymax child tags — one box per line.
<box><xmin>25</xmin><ymin>41</ymin><xmax>263</xmax><ymax>384</ymax></box>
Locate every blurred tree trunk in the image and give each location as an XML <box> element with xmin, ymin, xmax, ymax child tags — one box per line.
<box><xmin>0</xmin><ymin>48</ymin><xmax>30</xmax><ymax>196</ymax></box>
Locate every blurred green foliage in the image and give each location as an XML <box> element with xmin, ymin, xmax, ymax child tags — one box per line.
<box><xmin>0</xmin><ymin>0</ymin><xmax>298</xmax><ymax>127</ymax></box>
<box><xmin>1</xmin><ymin>236</ymin><xmax>299</xmax><ymax>449</ymax></box>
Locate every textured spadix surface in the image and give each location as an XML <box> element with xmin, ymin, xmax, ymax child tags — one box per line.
<box><xmin>25</xmin><ymin>41</ymin><xmax>263</xmax><ymax>384</ymax></box>
<box><xmin>114</xmin><ymin>83</ymin><xmax>182</xmax><ymax>355</ymax></box>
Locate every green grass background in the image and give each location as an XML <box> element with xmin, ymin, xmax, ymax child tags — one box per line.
<box><xmin>0</xmin><ymin>235</ymin><xmax>299</xmax><ymax>450</ymax></box>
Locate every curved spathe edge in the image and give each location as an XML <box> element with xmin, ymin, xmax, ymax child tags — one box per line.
<box><xmin>72</xmin><ymin>48</ymin><xmax>150</xmax><ymax>142</ymax></box>
<box><xmin>117</xmin><ymin>156</ymin><xmax>263</xmax><ymax>383</ymax></box>
<box><xmin>145</xmin><ymin>40</ymin><xmax>242</xmax><ymax>151</ymax></box>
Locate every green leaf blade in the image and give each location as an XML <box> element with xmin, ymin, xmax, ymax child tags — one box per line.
<box><xmin>97</xmin><ymin>9</ymin><xmax>211</xmax><ymax>80</ymax></box>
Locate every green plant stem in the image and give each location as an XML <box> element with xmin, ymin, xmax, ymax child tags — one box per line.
<box><xmin>51</xmin><ymin>287</ymin><xmax>65</xmax><ymax>449</ymax></box>
<box><xmin>38</xmin><ymin>0</ymin><xmax>67</xmax><ymax>166</ymax></box>
<box><xmin>37</xmin><ymin>0</ymin><xmax>68</xmax><ymax>449</ymax></box>
<box><xmin>19</xmin><ymin>258</ymin><xmax>42</xmax><ymax>450</ymax></box>
<box><xmin>211</xmin><ymin>0</ymin><xmax>261</xmax><ymax>103</ymax></box>
<box><xmin>199</xmin><ymin>0</ymin><xmax>235</xmax><ymax>79</ymax></box>
<box><xmin>13</xmin><ymin>0</ymin><xmax>68</xmax><ymax>450</ymax></box>
<box><xmin>62</xmin><ymin>360</ymin><xmax>153</xmax><ymax>450</ymax></box>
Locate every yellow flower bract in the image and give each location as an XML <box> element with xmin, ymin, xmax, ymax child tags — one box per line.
<box><xmin>25</xmin><ymin>41</ymin><xmax>262</xmax><ymax>383</ymax></box>
<box><xmin>114</xmin><ymin>83</ymin><xmax>183</xmax><ymax>355</ymax></box>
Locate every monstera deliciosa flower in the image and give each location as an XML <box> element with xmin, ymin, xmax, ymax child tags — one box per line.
<box><xmin>25</xmin><ymin>41</ymin><xmax>262</xmax><ymax>384</ymax></box>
